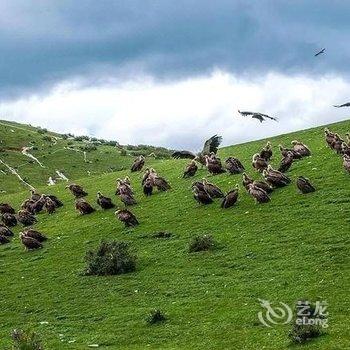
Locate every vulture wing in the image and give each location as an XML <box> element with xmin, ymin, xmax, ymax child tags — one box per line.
<box><xmin>172</xmin><ymin>151</ymin><xmax>196</xmax><ymax>159</ymax></box>
<box><xmin>202</xmin><ymin>135</ymin><xmax>222</xmax><ymax>155</ymax></box>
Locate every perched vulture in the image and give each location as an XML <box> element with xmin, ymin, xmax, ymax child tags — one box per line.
<box><xmin>278</xmin><ymin>151</ymin><xmax>294</xmax><ymax>173</ymax></box>
<box><xmin>259</xmin><ymin>141</ymin><xmax>273</xmax><ymax>161</ymax></box>
<box><xmin>1</xmin><ymin>213</ymin><xmax>17</xmax><ymax>227</ymax></box>
<box><xmin>0</xmin><ymin>235</ymin><xmax>10</xmax><ymax>245</ymax></box>
<box><xmin>115</xmin><ymin>209</ymin><xmax>139</xmax><ymax>227</ymax></box>
<box><xmin>75</xmin><ymin>199</ymin><xmax>95</xmax><ymax>215</ymax></box>
<box><xmin>324</xmin><ymin>128</ymin><xmax>336</xmax><ymax>148</ymax></box>
<box><xmin>17</xmin><ymin>210</ymin><xmax>37</xmax><ymax>226</ymax></box>
<box><xmin>263</xmin><ymin>165</ymin><xmax>291</xmax><ymax>188</ymax></box>
<box><xmin>22</xmin><ymin>229</ymin><xmax>47</xmax><ymax>242</ymax></box>
<box><xmin>141</xmin><ymin>169</ymin><xmax>151</xmax><ymax>186</ymax></box>
<box><xmin>20</xmin><ymin>233</ymin><xmax>42</xmax><ymax>250</ymax></box>
<box><xmin>46</xmin><ymin>194</ymin><xmax>63</xmax><ymax>207</ymax></box>
<box><xmin>0</xmin><ymin>225</ymin><xmax>14</xmax><ymax>237</ymax></box>
<box><xmin>120</xmin><ymin>193</ymin><xmax>137</xmax><ymax>206</ymax></box>
<box><xmin>221</xmin><ymin>185</ymin><xmax>239</xmax><ymax>208</ymax></box>
<box><xmin>247</xmin><ymin>183</ymin><xmax>270</xmax><ymax>204</ymax></box>
<box><xmin>131</xmin><ymin>155</ymin><xmax>145</xmax><ymax>172</ymax></box>
<box><xmin>225</xmin><ymin>157</ymin><xmax>245</xmax><ymax>174</ymax></box>
<box><xmin>44</xmin><ymin>197</ymin><xmax>56</xmax><ymax>214</ymax></box>
<box><xmin>203</xmin><ymin>178</ymin><xmax>224</xmax><ymax>198</ymax></box>
<box><xmin>143</xmin><ymin>178</ymin><xmax>153</xmax><ymax>196</ymax></box>
<box><xmin>172</xmin><ymin>135</ymin><xmax>222</xmax><ymax>166</ymax></box>
<box><xmin>291</xmin><ymin>141</ymin><xmax>311</xmax><ymax>157</ymax></box>
<box><xmin>116</xmin><ymin>178</ymin><xmax>134</xmax><ymax>196</ymax></box>
<box><xmin>154</xmin><ymin>176</ymin><xmax>171</xmax><ymax>192</ymax></box>
<box><xmin>279</xmin><ymin>145</ymin><xmax>303</xmax><ymax>159</ymax></box>
<box><xmin>204</xmin><ymin>154</ymin><xmax>226</xmax><ymax>175</ymax></box>
<box><xmin>242</xmin><ymin>173</ymin><xmax>273</xmax><ymax>194</ymax></box>
<box><xmin>183</xmin><ymin>160</ymin><xmax>198</xmax><ymax>178</ymax></box>
<box><xmin>21</xmin><ymin>199</ymin><xmax>35</xmax><ymax>213</ymax></box>
<box><xmin>296</xmin><ymin>176</ymin><xmax>316</xmax><ymax>194</ymax></box>
<box><xmin>31</xmin><ymin>195</ymin><xmax>47</xmax><ymax>214</ymax></box>
<box><xmin>192</xmin><ymin>181</ymin><xmax>205</xmax><ymax>192</ymax></box>
<box><xmin>192</xmin><ymin>187</ymin><xmax>213</xmax><ymax>205</ymax></box>
<box><xmin>96</xmin><ymin>191</ymin><xmax>115</xmax><ymax>209</ymax></box>
<box><xmin>252</xmin><ymin>154</ymin><xmax>268</xmax><ymax>172</ymax></box>
<box><xmin>0</xmin><ymin>203</ymin><xmax>15</xmax><ymax>214</ymax></box>
<box><xmin>343</xmin><ymin>154</ymin><xmax>350</xmax><ymax>173</ymax></box>
<box><xmin>30</xmin><ymin>189</ymin><xmax>41</xmax><ymax>202</ymax></box>
<box><xmin>66</xmin><ymin>184</ymin><xmax>88</xmax><ymax>198</ymax></box>
<box><xmin>341</xmin><ymin>142</ymin><xmax>350</xmax><ymax>156</ymax></box>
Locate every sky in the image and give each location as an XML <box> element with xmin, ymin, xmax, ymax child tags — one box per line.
<box><xmin>0</xmin><ymin>1</ymin><xmax>350</xmax><ymax>151</ymax></box>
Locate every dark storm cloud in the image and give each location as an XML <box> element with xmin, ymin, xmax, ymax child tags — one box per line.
<box><xmin>1</xmin><ymin>0</ymin><xmax>350</xmax><ymax>97</ymax></box>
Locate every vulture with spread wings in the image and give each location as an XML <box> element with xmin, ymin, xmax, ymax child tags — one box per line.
<box><xmin>172</xmin><ymin>135</ymin><xmax>222</xmax><ymax>165</ymax></box>
<box><xmin>238</xmin><ymin>110</ymin><xmax>278</xmax><ymax>123</ymax></box>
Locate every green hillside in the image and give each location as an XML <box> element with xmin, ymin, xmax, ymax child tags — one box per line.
<box><xmin>0</xmin><ymin>119</ymin><xmax>349</xmax><ymax>349</ymax></box>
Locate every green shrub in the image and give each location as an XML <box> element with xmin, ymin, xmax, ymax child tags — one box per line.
<box><xmin>189</xmin><ymin>234</ymin><xmax>215</xmax><ymax>252</ymax></box>
<box><xmin>11</xmin><ymin>328</ymin><xmax>44</xmax><ymax>350</ymax></box>
<box><xmin>84</xmin><ymin>241</ymin><xmax>137</xmax><ymax>276</ymax></box>
<box><xmin>146</xmin><ymin>309</ymin><xmax>167</xmax><ymax>325</ymax></box>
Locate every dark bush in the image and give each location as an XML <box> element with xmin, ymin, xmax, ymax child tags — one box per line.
<box><xmin>189</xmin><ymin>234</ymin><xmax>215</xmax><ymax>253</ymax></box>
<box><xmin>12</xmin><ymin>328</ymin><xmax>44</xmax><ymax>349</ymax></box>
<box><xmin>84</xmin><ymin>241</ymin><xmax>137</xmax><ymax>276</ymax></box>
<box><xmin>146</xmin><ymin>309</ymin><xmax>167</xmax><ymax>325</ymax></box>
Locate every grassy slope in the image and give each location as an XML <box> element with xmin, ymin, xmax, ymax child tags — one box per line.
<box><xmin>0</xmin><ymin>120</ymin><xmax>349</xmax><ymax>349</ymax></box>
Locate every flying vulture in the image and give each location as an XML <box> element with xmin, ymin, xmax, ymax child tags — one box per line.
<box><xmin>278</xmin><ymin>151</ymin><xmax>294</xmax><ymax>173</ymax></box>
<box><xmin>202</xmin><ymin>178</ymin><xmax>224</xmax><ymax>198</ymax></box>
<box><xmin>66</xmin><ymin>184</ymin><xmax>88</xmax><ymax>198</ymax></box>
<box><xmin>0</xmin><ymin>203</ymin><xmax>15</xmax><ymax>214</ymax></box>
<box><xmin>242</xmin><ymin>173</ymin><xmax>273</xmax><ymax>194</ymax></box>
<box><xmin>1</xmin><ymin>213</ymin><xmax>17</xmax><ymax>227</ymax></box>
<box><xmin>115</xmin><ymin>209</ymin><xmax>139</xmax><ymax>227</ymax></box>
<box><xmin>22</xmin><ymin>229</ymin><xmax>47</xmax><ymax>242</ymax></box>
<box><xmin>314</xmin><ymin>48</ymin><xmax>325</xmax><ymax>57</ymax></box>
<box><xmin>296</xmin><ymin>176</ymin><xmax>316</xmax><ymax>194</ymax></box>
<box><xmin>131</xmin><ymin>155</ymin><xmax>145</xmax><ymax>172</ymax></box>
<box><xmin>334</xmin><ymin>102</ymin><xmax>350</xmax><ymax>108</ymax></box>
<box><xmin>221</xmin><ymin>185</ymin><xmax>239</xmax><ymax>208</ymax></box>
<box><xmin>183</xmin><ymin>160</ymin><xmax>198</xmax><ymax>178</ymax></box>
<box><xmin>192</xmin><ymin>187</ymin><xmax>213</xmax><ymax>205</ymax></box>
<box><xmin>172</xmin><ymin>135</ymin><xmax>222</xmax><ymax>165</ymax></box>
<box><xmin>75</xmin><ymin>199</ymin><xmax>95</xmax><ymax>215</ymax></box>
<box><xmin>247</xmin><ymin>183</ymin><xmax>270</xmax><ymax>204</ymax></box>
<box><xmin>252</xmin><ymin>154</ymin><xmax>268</xmax><ymax>172</ymax></box>
<box><xmin>20</xmin><ymin>233</ymin><xmax>42</xmax><ymax>250</ymax></box>
<box><xmin>259</xmin><ymin>141</ymin><xmax>273</xmax><ymax>161</ymax></box>
<box><xmin>17</xmin><ymin>210</ymin><xmax>37</xmax><ymax>226</ymax></box>
<box><xmin>291</xmin><ymin>141</ymin><xmax>311</xmax><ymax>157</ymax></box>
<box><xmin>225</xmin><ymin>157</ymin><xmax>245</xmax><ymax>174</ymax></box>
<box><xmin>238</xmin><ymin>110</ymin><xmax>278</xmax><ymax>123</ymax></box>
<box><xmin>96</xmin><ymin>192</ymin><xmax>115</xmax><ymax>209</ymax></box>
<box><xmin>263</xmin><ymin>165</ymin><xmax>291</xmax><ymax>188</ymax></box>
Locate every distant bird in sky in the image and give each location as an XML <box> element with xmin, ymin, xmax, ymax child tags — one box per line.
<box><xmin>334</xmin><ymin>102</ymin><xmax>350</xmax><ymax>108</ymax></box>
<box><xmin>238</xmin><ymin>110</ymin><xmax>278</xmax><ymax>123</ymax></box>
<box><xmin>314</xmin><ymin>48</ymin><xmax>325</xmax><ymax>57</ymax></box>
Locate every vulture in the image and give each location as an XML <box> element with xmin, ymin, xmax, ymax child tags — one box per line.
<box><xmin>44</xmin><ymin>196</ymin><xmax>56</xmax><ymax>214</ymax></box>
<box><xmin>20</xmin><ymin>233</ymin><xmax>42</xmax><ymax>250</ymax></box>
<box><xmin>192</xmin><ymin>187</ymin><xmax>213</xmax><ymax>205</ymax></box>
<box><xmin>238</xmin><ymin>110</ymin><xmax>278</xmax><ymax>122</ymax></box>
<box><xmin>115</xmin><ymin>209</ymin><xmax>139</xmax><ymax>227</ymax></box>
<box><xmin>0</xmin><ymin>203</ymin><xmax>15</xmax><ymax>214</ymax></box>
<box><xmin>143</xmin><ymin>178</ymin><xmax>153</xmax><ymax>196</ymax></box>
<box><xmin>131</xmin><ymin>155</ymin><xmax>145</xmax><ymax>172</ymax></box>
<box><xmin>1</xmin><ymin>213</ymin><xmax>17</xmax><ymax>227</ymax></box>
<box><xmin>21</xmin><ymin>199</ymin><xmax>35</xmax><ymax>213</ymax></box>
<box><xmin>141</xmin><ymin>169</ymin><xmax>151</xmax><ymax>186</ymax></box>
<box><xmin>96</xmin><ymin>192</ymin><xmax>115</xmax><ymax>209</ymax></box>
<box><xmin>116</xmin><ymin>178</ymin><xmax>134</xmax><ymax>196</ymax></box>
<box><xmin>247</xmin><ymin>183</ymin><xmax>270</xmax><ymax>204</ymax></box>
<box><xmin>22</xmin><ymin>229</ymin><xmax>47</xmax><ymax>242</ymax></box>
<box><xmin>183</xmin><ymin>160</ymin><xmax>198</xmax><ymax>178</ymax></box>
<box><xmin>30</xmin><ymin>189</ymin><xmax>41</xmax><ymax>202</ymax></box>
<box><xmin>279</xmin><ymin>145</ymin><xmax>303</xmax><ymax>159</ymax></box>
<box><xmin>324</xmin><ymin>128</ymin><xmax>337</xmax><ymax>148</ymax></box>
<box><xmin>66</xmin><ymin>184</ymin><xmax>88</xmax><ymax>198</ymax></box>
<box><xmin>324</xmin><ymin>128</ymin><xmax>344</xmax><ymax>153</ymax></box>
<box><xmin>296</xmin><ymin>176</ymin><xmax>316</xmax><ymax>194</ymax></box>
<box><xmin>75</xmin><ymin>199</ymin><xmax>95</xmax><ymax>215</ymax></box>
<box><xmin>0</xmin><ymin>225</ymin><xmax>14</xmax><ymax>237</ymax></box>
<box><xmin>341</xmin><ymin>142</ymin><xmax>350</xmax><ymax>156</ymax></box>
<box><xmin>259</xmin><ymin>141</ymin><xmax>273</xmax><ymax>161</ymax></box>
<box><xmin>278</xmin><ymin>151</ymin><xmax>294</xmax><ymax>173</ymax></box>
<box><xmin>221</xmin><ymin>185</ymin><xmax>239</xmax><ymax>208</ymax></box>
<box><xmin>225</xmin><ymin>157</ymin><xmax>245</xmax><ymax>174</ymax></box>
<box><xmin>263</xmin><ymin>165</ymin><xmax>291</xmax><ymax>188</ymax></box>
<box><xmin>172</xmin><ymin>135</ymin><xmax>222</xmax><ymax>166</ymax></box>
<box><xmin>0</xmin><ymin>235</ymin><xmax>10</xmax><ymax>245</ymax></box>
<box><xmin>291</xmin><ymin>140</ymin><xmax>311</xmax><ymax>157</ymax></box>
<box><xmin>192</xmin><ymin>181</ymin><xmax>205</xmax><ymax>192</ymax></box>
<box><xmin>17</xmin><ymin>210</ymin><xmax>37</xmax><ymax>226</ymax></box>
<box><xmin>252</xmin><ymin>154</ymin><xmax>268</xmax><ymax>172</ymax></box>
<box><xmin>314</xmin><ymin>48</ymin><xmax>325</xmax><ymax>57</ymax></box>
<box><xmin>203</xmin><ymin>178</ymin><xmax>224</xmax><ymax>198</ymax></box>
<box><xmin>31</xmin><ymin>195</ymin><xmax>47</xmax><ymax>214</ymax></box>
<box><xmin>242</xmin><ymin>173</ymin><xmax>273</xmax><ymax>194</ymax></box>
<box><xmin>120</xmin><ymin>192</ymin><xmax>137</xmax><ymax>206</ymax></box>
<box><xmin>334</xmin><ymin>102</ymin><xmax>350</xmax><ymax>108</ymax></box>
<box><xmin>154</xmin><ymin>175</ymin><xmax>171</xmax><ymax>192</ymax></box>
<box><xmin>204</xmin><ymin>154</ymin><xmax>226</xmax><ymax>175</ymax></box>
<box><xmin>343</xmin><ymin>154</ymin><xmax>350</xmax><ymax>173</ymax></box>
<box><xmin>46</xmin><ymin>194</ymin><xmax>63</xmax><ymax>207</ymax></box>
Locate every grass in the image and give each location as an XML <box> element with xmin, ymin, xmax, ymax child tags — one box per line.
<box><xmin>0</xmin><ymin>119</ymin><xmax>349</xmax><ymax>349</ymax></box>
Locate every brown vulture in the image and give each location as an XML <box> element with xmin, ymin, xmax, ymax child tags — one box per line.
<box><xmin>21</xmin><ymin>199</ymin><xmax>35</xmax><ymax>213</ymax></box>
<box><xmin>75</xmin><ymin>199</ymin><xmax>95</xmax><ymax>215</ymax></box>
<box><xmin>141</xmin><ymin>169</ymin><xmax>151</xmax><ymax>185</ymax></box>
<box><xmin>116</xmin><ymin>178</ymin><xmax>134</xmax><ymax>196</ymax></box>
<box><xmin>0</xmin><ymin>235</ymin><xmax>10</xmax><ymax>244</ymax></box>
<box><xmin>242</xmin><ymin>173</ymin><xmax>273</xmax><ymax>194</ymax></box>
<box><xmin>20</xmin><ymin>233</ymin><xmax>42</xmax><ymax>250</ymax></box>
<box><xmin>324</xmin><ymin>128</ymin><xmax>337</xmax><ymax>148</ymax></box>
<box><xmin>22</xmin><ymin>229</ymin><xmax>47</xmax><ymax>242</ymax></box>
<box><xmin>341</xmin><ymin>142</ymin><xmax>350</xmax><ymax>156</ymax></box>
<box><xmin>192</xmin><ymin>181</ymin><xmax>205</xmax><ymax>192</ymax></box>
<box><xmin>0</xmin><ymin>225</ymin><xmax>14</xmax><ymax>237</ymax></box>
<box><xmin>46</xmin><ymin>194</ymin><xmax>63</xmax><ymax>207</ymax></box>
<box><xmin>183</xmin><ymin>160</ymin><xmax>198</xmax><ymax>178</ymax></box>
<box><xmin>1</xmin><ymin>213</ymin><xmax>17</xmax><ymax>227</ymax></box>
<box><xmin>192</xmin><ymin>187</ymin><xmax>213</xmax><ymax>205</ymax></box>
<box><xmin>225</xmin><ymin>157</ymin><xmax>245</xmax><ymax>174</ymax></box>
<box><xmin>247</xmin><ymin>183</ymin><xmax>270</xmax><ymax>204</ymax></box>
<box><xmin>221</xmin><ymin>185</ymin><xmax>239</xmax><ymax>208</ymax></box>
<box><xmin>279</xmin><ymin>145</ymin><xmax>303</xmax><ymax>159</ymax></box>
<box><xmin>252</xmin><ymin>153</ymin><xmax>268</xmax><ymax>172</ymax></box>
<box><xmin>291</xmin><ymin>140</ymin><xmax>311</xmax><ymax>157</ymax></box>
<box><xmin>263</xmin><ymin>165</ymin><xmax>291</xmax><ymax>188</ymax></box>
<box><xmin>120</xmin><ymin>193</ymin><xmax>137</xmax><ymax>206</ymax></box>
<box><xmin>44</xmin><ymin>197</ymin><xmax>56</xmax><ymax>214</ymax></box>
<box><xmin>115</xmin><ymin>209</ymin><xmax>139</xmax><ymax>227</ymax></box>
<box><xmin>259</xmin><ymin>141</ymin><xmax>273</xmax><ymax>161</ymax></box>
<box><xmin>204</xmin><ymin>154</ymin><xmax>226</xmax><ymax>175</ymax></box>
<box><xmin>17</xmin><ymin>209</ymin><xmax>37</xmax><ymax>226</ymax></box>
<box><xmin>172</xmin><ymin>135</ymin><xmax>222</xmax><ymax>166</ymax></box>
<box><xmin>143</xmin><ymin>178</ymin><xmax>153</xmax><ymax>196</ymax></box>
<box><xmin>343</xmin><ymin>154</ymin><xmax>350</xmax><ymax>173</ymax></box>
<box><xmin>278</xmin><ymin>151</ymin><xmax>294</xmax><ymax>173</ymax></box>
<box><xmin>0</xmin><ymin>203</ymin><xmax>15</xmax><ymax>214</ymax></box>
<box><xmin>238</xmin><ymin>110</ymin><xmax>278</xmax><ymax>122</ymax></box>
<box><xmin>146</xmin><ymin>169</ymin><xmax>171</xmax><ymax>191</ymax></box>
<box><xmin>30</xmin><ymin>189</ymin><xmax>41</xmax><ymax>202</ymax></box>
<box><xmin>131</xmin><ymin>155</ymin><xmax>145</xmax><ymax>172</ymax></box>
<box><xmin>96</xmin><ymin>191</ymin><xmax>115</xmax><ymax>209</ymax></box>
<box><xmin>66</xmin><ymin>184</ymin><xmax>88</xmax><ymax>198</ymax></box>
<box><xmin>203</xmin><ymin>178</ymin><xmax>224</xmax><ymax>198</ymax></box>
<box><xmin>31</xmin><ymin>195</ymin><xmax>47</xmax><ymax>214</ymax></box>
<box><xmin>296</xmin><ymin>176</ymin><xmax>316</xmax><ymax>194</ymax></box>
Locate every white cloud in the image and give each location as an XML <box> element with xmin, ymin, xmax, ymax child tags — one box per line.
<box><xmin>1</xmin><ymin>70</ymin><xmax>349</xmax><ymax>151</ymax></box>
